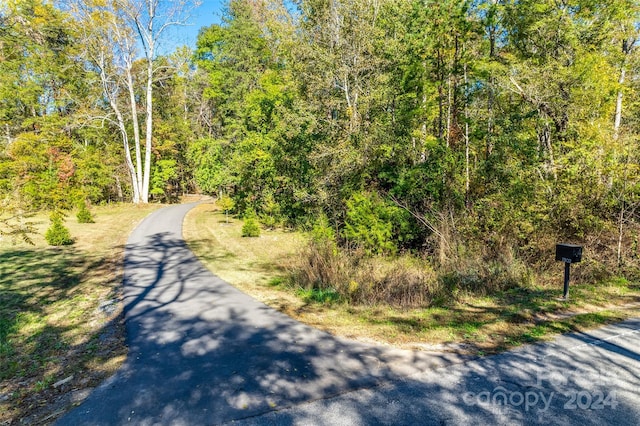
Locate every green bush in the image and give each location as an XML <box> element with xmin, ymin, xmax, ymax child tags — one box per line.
<box><xmin>242</xmin><ymin>218</ymin><xmax>261</xmax><ymax>237</ymax></box>
<box><xmin>76</xmin><ymin>203</ymin><xmax>95</xmax><ymax>223</ymax></box>
<box><xmin>242</xmin><ymin>208</ymin><xmax>261</xmax><ymax>237</ymax></box>
<box><xmin>297</xmin><ymin>287</ymin><xmax>342</xmax><ymax>304</ymax></box>
<box><xmin>311</xmin><ymin>213</ymin><xmax>336</xmax><ymax>243</ymax></box>
<box><xmin>343</xmin><ymin>191</ymin><xmax>399</xmax><ymax>255</ymax></box>
<box><xmin>45</xmin><ymin>212</ymin><xmax>74</xmax><ymax>246</ymax></box>
<box><xmin>259</xmin><ymin>214</ymin><xmax>277</xmax><ymax>230</ymax></box>
<box><xmin>259</xmin><ymin>192</ymin><xmax>281</xmax><ymax>229</ymax></box>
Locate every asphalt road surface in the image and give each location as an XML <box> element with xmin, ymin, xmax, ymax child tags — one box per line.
<box><xmin>58</xmin><ymin>203</ymin><xmax>640</xmax><ymax>425</ymax></box>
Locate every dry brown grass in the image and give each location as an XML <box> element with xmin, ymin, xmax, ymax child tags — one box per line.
<box><xmin>291</xmin><ymin>240</ymin><xmax>442</xmax><ymax>307</ymax></box>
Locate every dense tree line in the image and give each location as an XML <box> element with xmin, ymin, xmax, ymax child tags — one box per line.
<box><xmin>191</xmin><ymin>0</ymin><xmax>640</xmax><ymax>278</ymax></box>
<box><xmin>2</xmin><ymin>0</ymin><xmax>640</xmax><ymax>288</ymax></box>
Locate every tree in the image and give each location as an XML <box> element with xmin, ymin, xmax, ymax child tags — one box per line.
<box><xmin>194</xmin><ymin>0</ymin><xmax>315</xmax><ymax>218</ymax></box>
<box><xmin>72</xmin><ymin>0</ymin><xmax>200</xmax><ymax>203</ymax></box>
<box><xmin>217</xmin><ymin>193</ymin><xmax>234</xmax><ymax>223</ymax></box>
<box><xmin>0</xmin><ymin>0</ymin><xmax>106</xmax><ymax>224</ymax></box>
<box><xmin>121</xmin><ymin>0</ymin><xmax>201</xmax><ymax>202</ymax></box>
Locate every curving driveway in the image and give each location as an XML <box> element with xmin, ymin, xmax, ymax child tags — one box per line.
<box><xmin>59</xmin><ymin>203</ymin><xmax>640</xmax><ymax>425</ymax></box>
<box><xmin>58</xmin><ymin>203</ymin><xmax>467</xmax><ymax>425</ymax></box>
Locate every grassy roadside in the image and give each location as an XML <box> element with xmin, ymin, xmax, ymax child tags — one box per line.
<box><xmin>184</xmin><ymin>202</ymin><xmax>640</xmax><ymax>355</ymax></box>
<box><xmin>0</xmin><ymin>203</ymin><xmax>162</xmax><ymax>425</ymax></box>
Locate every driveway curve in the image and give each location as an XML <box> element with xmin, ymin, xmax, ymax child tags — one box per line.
<box><xmin>58</xmin><ymin>202</ymin><xmax>467</xmax><ymax>425</ymax></box>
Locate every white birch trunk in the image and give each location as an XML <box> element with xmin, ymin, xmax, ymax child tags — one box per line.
<box><xmin>125</xmin><ymin>68</ymin><xmax>144</xmax><ymax>198</ymax></box>
<box><xmin>96</xmin><ymin>52</ymin><xmax>140</xmax><ymax>203</ymax></box>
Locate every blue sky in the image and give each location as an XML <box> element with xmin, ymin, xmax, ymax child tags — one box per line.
<box><xmin>162</xmin><ymin>0</ymin><xmax>226</xmax><ymax>52</ymax></box>
<box><xmin>187</xmin><ymin>0</ymin><xmax>226</xmax><ymax>46</ymax></box>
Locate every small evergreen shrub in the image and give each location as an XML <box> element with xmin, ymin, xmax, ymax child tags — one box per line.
<box><xmin>259</xmin><ymin>213</ymin><xmax>277</xmax><ymax>230</ymax></box>
<box><xmin>242</xmin><ymin>208</ymin><xmax>261</xmax><ymax>237</ymax></box>
<box><xmin>76</xmin><ymin>203</ymin><xmax>95</xmax><ymax>223</ymax></box>
<box><xmin>259</xmin><ymin>193</ymin><xmax>280</xmax><ymax>229</ymax></box>
<box><xmin>344</xmin><ymin>191</ymin><xmax>399</xmax><ymax>255</ymax></box>
<box><xmin>311</xmin><ymin>213</ymin><xmax>336</xmax><ymax>243</ymax></box>
<box><xmin>45</xmin><ymin>212</ymin><xmax>74</xmax><ymax>246</ymax></box>
<box><xmin>242</xmin><ymin>218</ymin><xmax>261</xmax><ymax>237</ymax></box>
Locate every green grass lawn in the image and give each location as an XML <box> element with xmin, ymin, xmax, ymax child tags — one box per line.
<box><xmin>185</xmin><ymin>202</ymin><xmax>640</xmax><ymax>355</ymax></box>
<box><xmin>0</xmin><ymin>203</ymin><xmax>162</xmax><ymax>425</ymax></box>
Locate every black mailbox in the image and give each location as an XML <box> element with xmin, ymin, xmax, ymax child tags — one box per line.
<box><xmin>555</xmin><ymin>243</ymin><xmax>582</xmax><ymax>264</ymax></box>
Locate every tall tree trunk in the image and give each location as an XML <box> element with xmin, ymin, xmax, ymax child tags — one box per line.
<box><xmin>96</xmin><ymin>55</ymin><xmax>140</xmax><ymax>203</ymax></box>
<box><xmin>142</xmin><ymin>57</ymin><xmax>153</xmax><ymax>203</ymax></box>
<box><xmin>115</xmin><ymin>107</ymin><xmax>140</xmax><ymax>203</ymax></box>
<box><xmin>135</xmin><ymin>0</ymin><xmax>157</xmax><ymax>204</ymax></box>
<box><xmin>464</xmin><ymin>63</ymin><xmax>470</xmax><ymax>203</ymax></box>
<box><xmin>446</xmin><ymin>76</ymin><xmax>452</xmax><ymax>148</ymax></box>
<box><xmin>617</xmin><ymin>201</ymin><xmax>625</xmax><ymax>266</ymax></box>
<box><xmin>421</xmin><ymin>60</ymin><xmax>428</xmax><ymax>161</ymax></box>
<box><xmin>613</xmin><ymin>66</ymin><xmax>625</xmax><ymax>140</ymax></box>
<box><xmin>125</xmin><ymin>67</ymin><xmax>144</xmax><ymax>198</ymax></box>
<box><xmin>437</xmin><ymin>51</ymin><xmax>444</xmax><ymax>140</ymax></box>
<box><xmin>614</xmin><ymin>37</ymin><xmax>635</xmax><ymax>140</ymax></box>
<box><xmin>486</xmin><ymin>8</ymin><xmax>497</xmax><ymax>159</ymax></box>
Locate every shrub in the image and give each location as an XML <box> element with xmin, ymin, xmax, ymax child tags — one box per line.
<box><xmin>45</xmin><ymin>212</ymin><xmax>74</xmax><ymax>246</ymax></box>
<box><xmin>241</xmin><ymin>208</ymin><xmax>260</xmax><ymax>237</ymax></box>
<box><xmin>344</xmin><ymin>192</ymin><xmax>395</xmax><ymax>255</ymax></box>
<box><xmin>76</xmin><ymin>203</ymin><xmax>95</xmax><ymax>223</ymax></box>
<box><xmin>311</xmin><ymin>213</ymin><xmax>336</xmax><ymax>244</ymax></box>
<box><xmin>242</xmin><ymin>218</ymin><xmax>261</xmax><ymax>237</ymax></box>
<box><xmin>343</xmin><ymin>191</ymin><xmax>414</xmax><ymax>255</ymax></box>
<box><xmin>259</xmin><ymin>213</ymin><xmax>277</xmax><ymax>230</ymax></box>
<box><xmin>259</xmin><ymin>192</ymin><xmax>281</xmax><ymax>229</ymax></box>
<box><xmin>289</xmin><ymin>239</ymin><xmax>442</xmax><ymax>308</ymax></box>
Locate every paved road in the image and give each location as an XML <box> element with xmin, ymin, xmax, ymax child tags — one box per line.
<box><xmin>59</xmin><ymin>203</ymin><xmax>640</xmax><ymax>425</ymax></box>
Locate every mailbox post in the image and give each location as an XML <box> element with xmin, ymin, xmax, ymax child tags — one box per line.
<box><xmin>555</xmin><ymin>243</ymin><xmax>583</xmax><ymax>300</ymax></box>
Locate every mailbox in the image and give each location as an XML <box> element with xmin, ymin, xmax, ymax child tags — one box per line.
<box><xmin>555</xmin><ymin>243</ymin><xmax>583</xmax><ymax>300</ymax></box>
<box><xmin>555</xmin><ymin>243</ymin><xmax>582</xmax><ymax>264</ymax></box>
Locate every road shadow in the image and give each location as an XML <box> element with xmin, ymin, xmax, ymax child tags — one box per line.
<box><xmin>236</xmin><ymin>319</ymin><xmax>640</xmax><ymax>425</ymax></box>
<box><xmin>0</xmin><ymin>246</ymin><xmax>127</xmax><ymax>424</ymax></box>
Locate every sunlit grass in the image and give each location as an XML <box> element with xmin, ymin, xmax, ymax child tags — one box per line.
<box><xmin>0</xmin><ymin>203</ymin><xmax>162</xmax><ymax>424</ymax></box>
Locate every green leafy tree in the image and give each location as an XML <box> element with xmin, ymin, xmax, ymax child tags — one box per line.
<box><xmin>76</xmin><ymin>202</ymin><xmax>95</xmax><ymax>224</ymax></box>
<box><xmin>194</xmin><ymin>0</ymin><xmax>314</xmax><ymax>219</ymax></box>
<box><xmin>217</xmin><ymin>194</ymin><xmax>235</xmax><ymax>224</ymax></box>
<box><xmin>0</xmin><ymin>0</ymin><xmax>123</xmax><ymax>216</ymax></box>
<box><xmin>150</xmin><ymin>159</ymin><xmax>178</xmax><ymax>203</ymax></box>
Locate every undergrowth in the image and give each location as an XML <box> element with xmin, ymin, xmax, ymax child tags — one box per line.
<box><xmin>288</xmin><ymin>223</ymin><xmax>640</xmax><ymax>309</ymax></box>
